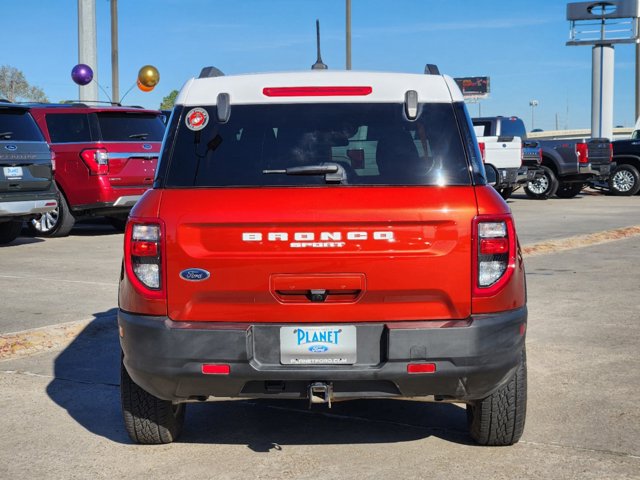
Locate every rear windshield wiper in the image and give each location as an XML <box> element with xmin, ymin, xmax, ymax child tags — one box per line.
<box><xmin>263</xmin><ymin>165</ymin><xmax>339</xmax><ymax>176</ymax></box>
<box><xmin>0</xmin><ymin>131</ymin><xmax>13</xmax><ymax>139</ymax></box>
<box><xmin>128</xmin><ymin>132</ymin><xmax>148</xmax><ymax>139</ymax></box>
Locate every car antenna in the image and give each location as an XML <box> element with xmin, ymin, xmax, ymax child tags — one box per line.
<box><xmin>311</xmin><ymin>19</ymin><xmax>328</xmax><ymax>70</ymax></box>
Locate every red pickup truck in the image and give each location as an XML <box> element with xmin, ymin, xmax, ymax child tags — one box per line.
<box><xmin>118</xmin><ymin>67</ymin><xmax>528</xmax><ymax>446</ymax></box>
<box><xmin>27</xmin><ymin>104</ymin><xmax>165</xmax><ymax>235</ymax></box>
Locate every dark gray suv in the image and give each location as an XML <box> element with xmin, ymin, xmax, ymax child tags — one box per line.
<box><xmin>0</xmin><ymin>103</ymin><xmax>57</xmax><ymax>244</ymax></box>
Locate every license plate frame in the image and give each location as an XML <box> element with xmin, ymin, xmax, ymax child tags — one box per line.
<box><xmin>3</xmin><ymin>166</ymin><xmax>23</xmax><ymax>179</ymax></box>
<box><xmin>280</xmin><ymin>325</ymin><xmax>357</xmax><ymax>365</ymax></box>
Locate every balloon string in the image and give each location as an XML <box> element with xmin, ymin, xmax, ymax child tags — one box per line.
<box><xmin>95</xmin><ymin>81</ymin><xmax>113</xmax><ymax>104</ymax></box>
<box><xmin>119</xmin><ymin>82</ymin><xmax>137</xmax><ymax>104</ymax></box>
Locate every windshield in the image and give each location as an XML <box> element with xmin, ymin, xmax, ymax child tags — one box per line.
<box><xmin>164</xmin><ymin>103</ymin><xmax>472</xmax><ymax>187</ymax></box>
<box><xmin>0</xmin><ymin>109</ymin><xmax>45</xmax><ymax>142</ymax></box>
<box><xmin>96</xmin><ymin>112</ymin><xmax>165</xmax><ymax>142</ymax></box>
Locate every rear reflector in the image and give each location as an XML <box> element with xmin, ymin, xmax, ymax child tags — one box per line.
<box><xmin>131</xmin><ymin>240</ymin><xmax>158</xmax><ymax>257</ymax></box>
<box><xmin>263</xmin><ymin>86</ymin><xmax>373</xmax><ymax>97</ymax></box>
<box><xmin>407</xmin><ymin>363</ymin><xmax>436</xmax><ymax>374</ymax></box>
<box><xmin>202</xmin><ymin>364</ymin><xmax>230</xmax><ymax>375</ymax></box>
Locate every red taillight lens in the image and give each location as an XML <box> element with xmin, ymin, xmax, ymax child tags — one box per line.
<box><xmin>80</xmin><ymin>148</ymin><xmax>109</xmax><ymax>175</ymax></box>
<box><xmin>478</xmin><ymin>142</ymin><xmax>486</xmax><ymax>162</ymax></box>
<box><xmin>262</xmin><ymin>86</ymin><xmax>373</xmax><ymax>97</ymax></box>
<box><xmin>473</xmin><ymin>215</ymin><xmax>516</xmax><ymax>297</ymax></box>
<box><xmin>609</xmin><ymin>143</ymin><xmax>613</xmax><ymax>162</ymax></box>
<box><xmin>576</xmin><ymin>143</ymin><xmax>589</xmax><ymax>164</ymax></box>
<box><xmin>124</xmin><ymin>220</ymin><xmax>165</xmax><ymax>299</ymax></box>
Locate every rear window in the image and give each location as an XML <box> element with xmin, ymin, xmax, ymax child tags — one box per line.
<box><xmin>45</xmin><ymin>113</ymin><xmax>93</xmax><ymax>143</ymax></box>
<box><xmin>96</xmin><ymin>113</ymin><xmax>165</xmax><ymax>142</ymax></box>
<box><xmin>164</xmin><ymin>103</ymin><xmax>471</xmax><ymax>187</ymax></box>
<box><xmin>472</xmin><ymin>120</ymin><xmax>491</xmax><ymax>137</ymax></box>
<box><xmin>500</xmin><ymin>118</ymin><xmax>527</xmax><ymax>138</ymax></box>
<box><xmin>0</xmin><ymin>109</ymin><xmax>45</xmax><ymax>142</ymax></box>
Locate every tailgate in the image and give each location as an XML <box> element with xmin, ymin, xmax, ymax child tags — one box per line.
<box><xmin>0</xmin><ymin>141</ymin><xmax>52</xmax><ymax>193</ymax></box>
<box><xmin>587</xmin><ymin>139</ymin><xmax>611</xmax><ymax>166</ymax></box>
<box><xmin>161</xmin><ymin>187</ymin><xmax>478</xmax><ymax>323</ymax></box>
<box><xmin>480</xmin><ymin>136</ymin><xmax>521</xmax><ymax>169</ymax></box>
<box><xmin>106</xmin><ymin>143</ymin><xmax>159</xmax><ymax>187</ymax></box>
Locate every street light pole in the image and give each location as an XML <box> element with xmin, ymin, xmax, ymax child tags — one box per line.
<box><xmin>529</xmin><ymin>100</ymin><xmax>539</xmax><ymax>131</ymax></box>
<box><xmin>110</xmin><ymin>0</ymin><xmax>119</xmax><ymax>104</ymax></box>
<box><xmin>346</xmin><ymin>0</ymin><xmax>352</xmax><ymax>70</ymax></box>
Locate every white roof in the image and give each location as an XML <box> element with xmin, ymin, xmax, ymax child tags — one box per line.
<box><xmin>175</xmin><ymin>70</ymin><xmax>463</xmax><ymax>106</ymax></box>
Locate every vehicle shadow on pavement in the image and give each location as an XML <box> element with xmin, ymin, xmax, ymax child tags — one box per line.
<box><xmin>47</xmin><ymin>311</ymin><xmax>473</xmax><ymax>447</ymax></box>
<box><xmin>2</xmin><ymin>236</ymin><xmax>45</xmax><ymax>247</ymax></box>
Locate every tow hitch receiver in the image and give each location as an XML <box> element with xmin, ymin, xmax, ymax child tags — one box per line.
<box><xmin>308</xmin><ymin>382</ymin><xmax>333</xmax><ymax>408</ymax></box>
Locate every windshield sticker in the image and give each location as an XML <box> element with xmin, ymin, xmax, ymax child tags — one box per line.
<box><xmin>185</xmin><ymin>107</ymin><xmax>209</xmax><ymax>131</ymax></box>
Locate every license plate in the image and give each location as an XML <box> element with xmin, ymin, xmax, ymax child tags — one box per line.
<box><xmin>280</xmin><ymin>325</ymin><xmax>357</xmax><ymax>365</ymax></box>
<box><xmin>3</xmin><ymin>166</ymin><xmax>23</xmax><ymax>178</ymax></box>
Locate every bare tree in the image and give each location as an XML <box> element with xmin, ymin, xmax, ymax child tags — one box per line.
<box><xmin>0</xmin><ymin>65</ymin><xmax>49</xmax><ymax>103</ymax></box>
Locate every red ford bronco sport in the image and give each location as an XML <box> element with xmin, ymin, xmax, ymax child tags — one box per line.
<box><xmin>118</xmin><ymin>65</ymin><xmax>527</xmax><ymax>446</ymax></box>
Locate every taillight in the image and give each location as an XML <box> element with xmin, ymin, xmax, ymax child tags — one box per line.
<box><xmin>478</xmin><ymin>142</ymin><xmax>486</xmax><ymax>162</ymax></box>
<box><xmin>576</xmin><ymin>143</ymin><xmax>589</xmax><ymax>164</ymax></box>
<box><xmin>80</xmin><ymin>148</ymin><xmax>109</xmax><ymax>175</ymax></box>
<box><xmin>124</xmin><ymin>220</ymin><xmax>165</xmax><ymax>299</ymax></box>
<box><xmin>473</xmin><ymin>215</ymin><xmax>516</xmax><ymax>297</ymax></box>
<box><xmin>537</xmin><ymin>147</ymin><xmax>542</xmax><ymax>165</ymax></box>
<box><xmin>50</xmin><ymin>150</ymin><xmax>56</xmax><ymax>172</ymax></box>
<box><xmin>520</xmin><ymin>145</ymin><xmax>524</xmax><ymax>167</ymax></box>
<box><xmin>609</xmin><ymin>143</ymin><xmax>613</xmax><ymax>162</ymax></box>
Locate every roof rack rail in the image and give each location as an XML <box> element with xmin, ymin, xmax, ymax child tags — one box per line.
<box><xmin>424</xmin><ymin>64</ymin><xmax>440</xmax><ymax>75</ymax></box>
<box><xmin>199</xmin><ymin>66</ymin><xmax>225</xmax><ymax>78</ymax></box>
<box><xmin>60</xmin><ymin>100</ymin><xmax>124</xmax><ymax>107</ymax></box>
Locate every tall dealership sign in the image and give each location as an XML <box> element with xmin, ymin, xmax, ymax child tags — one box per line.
<box><xmin>454</xmin><ymin>77</ymin><xmax>490</xmax><ymax>99</ymax></box>
<box><xmin>567</xmin><ymin>0</ymin><xmax>640</xmax><ymax>139</ymax></box>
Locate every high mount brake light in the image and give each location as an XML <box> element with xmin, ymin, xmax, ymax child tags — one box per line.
<box><xmin>80</xmin><ymin>148</ymin><xmax>109</xmax><ymax>175</ymax></box>
<box><xmin>124</xmin><ymin>221</ymin><xmax>165</xmax><ymax>299</ymax></box>
<box><xmin>473</xmin><ymin>215</ymin><xmax>516</xmax><ymax>297</ymax></box>
<box><xmin>262</xmin><ymin>86</ymin><xmax>373</xmax><ymax>97</ymax></box>
<box><xmin>576</xmin><ymin>143</ymin><xmax>589</xmax><ymax>164</ymax></box>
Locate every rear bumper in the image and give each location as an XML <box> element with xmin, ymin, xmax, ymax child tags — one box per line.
<box><xmin>72</xmin><ymin>194</ymin><xmax>141</xmax><ymax>215</ymax></box>
<box><xmin>496</xmin><ymin>167</ymin><xmax>519</xmax><ymax>188</ymax></box>
<box><xmin>516</xmin><ymin>167</ymin><xmax>536</xmax><ymax>184</ymax></box>
<box><xmin>0</xmin><ymin>197</ymin><xmax>58</xmax><ymax>217</ymax></box>
<box><xmin>119</xmin><ymin>307</ymin><xmax>527</xmax><ymax>403</ymax></box>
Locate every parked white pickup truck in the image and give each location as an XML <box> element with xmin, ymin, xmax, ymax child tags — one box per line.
<box><xmin>473</xmin><ymin>127</ymin><xmax>525</xmax><ymax>199</ymax></box>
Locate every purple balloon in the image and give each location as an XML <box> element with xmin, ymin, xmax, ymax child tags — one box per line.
<box><xmin>71</xmin><ymin>64</ymin><xmax>93</xmax><ymax>86</ymax></box>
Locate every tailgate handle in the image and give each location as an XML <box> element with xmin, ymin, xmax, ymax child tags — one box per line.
<box><xmin>271</xmin><ymin>274</ymin><xmax>365</xmax><ymax>304</ymax></box>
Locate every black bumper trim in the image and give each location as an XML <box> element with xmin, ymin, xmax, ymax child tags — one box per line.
<box><xmin>119</xmin><ymin>307</ymin><xmax>527</xmax><ymax>403</ymax></box>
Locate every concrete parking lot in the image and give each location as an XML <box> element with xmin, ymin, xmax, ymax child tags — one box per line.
<box><xmin>1</xmin><ymin>191</ymin><xmax>639</xmax><ymax>479</ymax></box>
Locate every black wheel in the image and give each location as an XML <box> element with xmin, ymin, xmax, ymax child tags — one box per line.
<box><xmin>0</xmin><ymin>220</ymin><xmax>23</xmax><ymax>245</ymax></box>
<box><xmin>27</xmin><ymin>190</ymin><xmax>75</xmax><ymax>237</ymax></box>
<box><xmin>555</xmin><ymin>182</ymin><xmax>583</xmax><ymax>199</ymax></box>
<box><xmin>107</xmin><ymin>215</ymin><xmax>128</xmax><ymax>232</ymax></box>
<box><xmin>498</xmin><ymin>187</ymin><xmax>514</xmax><ymax>200</ymax></box>
<box><xmin>121</xmin><ymin>356</ymin><xmax>185</xmax><ymax>444</ymax></box>
<box><xmin>524</xmin><ymin>165</ymin><xmax>558</xmax><ymax>200</ymax></box>
<box><xmin>608</xmin><ymin>164</ymin><xmax>640</xmax><ymax>196</ymax></box>
<box><xmin>467</xmin><ymin>349</ymin><xmax>527</xmax><ymax>446</ymax></box>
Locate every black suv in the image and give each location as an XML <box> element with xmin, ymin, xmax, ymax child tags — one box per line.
<box><xmin>0</xmin><ymin>103</ymin><xmax>57</xmax><ymax>244</ymax></box>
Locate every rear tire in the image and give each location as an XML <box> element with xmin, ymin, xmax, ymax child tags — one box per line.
<box><xmin>0</xmin><ymin>220</ymin><xmax>23</xmax><ymax>245</ymax></box>
<box><xmin>121</xmin><ymin>356</ymin><xmax>186</xmax><ymax>444</ymax></box>
<box><xmin>608</xmin><ymin>164</ymin><xmax>640</xmax><ymax>196</ymax></box>
<box><xmin>555</xmin><ymin>182</ymin><xmax>583</xmax><ymax>199</ymax></box>
<box><xmin>27</xmin><ymin>191</ymin><xmax>75</xmax><ymax>237</ymax></box>
<box><xmin>467</xmin><ymin>349</ymin><xmax>527</xmax><ymax>446</ymax></box>
<box><xmin>524</xmin><ymin>165</ymin><xmax>558</xmax><ymax>200</ymax></box>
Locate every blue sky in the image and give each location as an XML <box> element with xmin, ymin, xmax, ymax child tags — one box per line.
<box><xmin>2</xmin><ymin>0</ymin><xmax>638</xmax><ymax>130</ymax></box>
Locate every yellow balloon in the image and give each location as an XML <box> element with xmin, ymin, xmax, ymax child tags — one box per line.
<box><xmin>138</xmin><ymin>65</ymin><xmax>160</xmax><ymax>88</ymax></box>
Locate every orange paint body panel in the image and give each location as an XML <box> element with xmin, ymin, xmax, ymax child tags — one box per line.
<box><xmin>132</xmin><ymin>186</ymin><xmax>480</xmax><ymax>322</ymax></box>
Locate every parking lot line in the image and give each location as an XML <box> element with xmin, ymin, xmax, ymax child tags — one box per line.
<box><xmin>0</xmin><ymin>274</ymin><xmax>118</xmax><ymax>287</ymax></box>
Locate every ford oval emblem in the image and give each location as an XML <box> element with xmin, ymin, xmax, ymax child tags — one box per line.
<box><xmin>179</xmin><ymin>268</ymin><xmax>210</xmax><ymax>282</ymax></box>
<box><xmin>4</xmin><ymin>145</ymin><xmax>17</xmax><ymax>151</ymax></box>
<box><xmin>142</xmin><ymin>144</ymin><xmax>152</xmax><ymax>150</ymax></box>
<box><xmin>308</xmin><ymin>345</ymin><xmax>329</xmax><ymax>353</ymax></box>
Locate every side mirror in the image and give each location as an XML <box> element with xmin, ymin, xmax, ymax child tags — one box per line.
<box><xmin>484</xmin><ymin>163</ymin><xmax>499</xmax><ymax>186</ymax></box>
